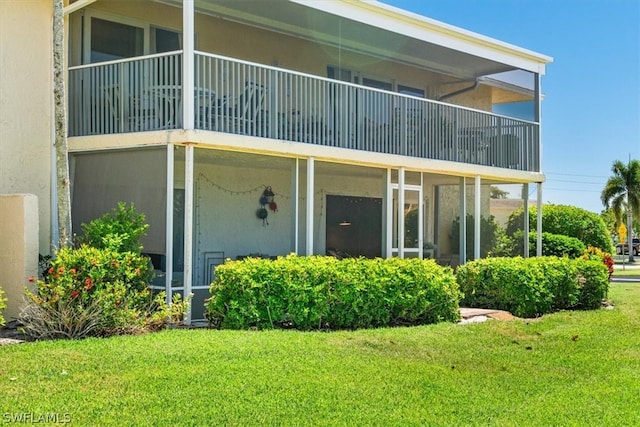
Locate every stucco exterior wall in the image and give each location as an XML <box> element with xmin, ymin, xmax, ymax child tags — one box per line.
<box><xmin>0</xmin><ymin>194</ymin><xmax>38</xmax><ymax>322</ymax></box>
<box><xmin>0</xmin><ymin>0</ymin><xmax>53</xmax><ymax>254</ymax></box>
<box><xmin>193</xmin><ymin>158</ymin><xmax>295</xmax><ymax>269</ymax></box>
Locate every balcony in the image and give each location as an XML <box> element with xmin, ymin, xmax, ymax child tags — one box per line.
<box><xmin>68</xmin><ymin>51</ymin><xmax>540</xmax><ymax>172</ymax></box>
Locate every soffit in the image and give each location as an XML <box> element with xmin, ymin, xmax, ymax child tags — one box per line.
<box><xmin>154</xmin><ymin>0</ymin><xmax>551</xmax><ymax>79</ymax></box>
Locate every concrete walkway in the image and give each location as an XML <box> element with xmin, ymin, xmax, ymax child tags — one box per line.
<box><xmin>459</xmin><ymin>307</ymin><xmax>516</xmax><ymax>324</ymax></box>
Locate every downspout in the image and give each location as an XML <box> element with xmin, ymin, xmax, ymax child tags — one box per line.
<box><xmin>437</xmin><ymin>79</ymin><xmax>479</xmax><ymax>102</ymax></box>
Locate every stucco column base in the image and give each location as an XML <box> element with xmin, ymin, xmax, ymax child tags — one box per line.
<box><xmin>0</xmin><ymin>194</ymin><xmax>39</xmax><ymax>322</ymax></box>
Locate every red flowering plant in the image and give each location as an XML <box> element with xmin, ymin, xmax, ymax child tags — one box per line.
<box><xmin>581</xmin><ymin>246</ymin><xmax>615</xmax><ymax>281</ymax></box>
<box><xmin>21</xmin><ymin>203</ymin><xmax>189</xmax><ymax>338</ymax></box>
<box><xmin>23</xmin><ymin>244</ymin><xmax>157</xmax><ymax>337</ymax></box>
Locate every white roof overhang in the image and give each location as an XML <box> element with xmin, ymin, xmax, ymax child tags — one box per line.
<box><xmin>152</xmin><ymin>0</ymin><xmax>552</xmax><ymax>79</ymax></box>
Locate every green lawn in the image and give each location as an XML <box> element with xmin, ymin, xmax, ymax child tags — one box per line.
<box><xmin>1</xmin><ymin>284</ymin><xmax>639</xmax><ymax>426</ymax></box>
<box><xmin>612</xmin><ymin>267</ymin><xmax>640</xmax><ymax>276</ymax></box>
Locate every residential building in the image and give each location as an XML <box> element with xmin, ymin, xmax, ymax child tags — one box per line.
<box><xmin>1</xmin><ymin>0</ymin><xmax>552</xmax><ymax>321</ymax></box>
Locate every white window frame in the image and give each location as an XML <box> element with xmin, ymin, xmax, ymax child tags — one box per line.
<box><xmin>82</xmin><ymin>9</ymin><xmax>182</xmax><ymax>65</ymax></box>
<box><xmin>82</xmin><ymin>10</ymin><xmax>150</xmax><ymax>64</ymax></box>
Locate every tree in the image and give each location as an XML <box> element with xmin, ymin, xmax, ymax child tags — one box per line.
<box><xmin>53</xmin><ymin>0</ymin><xmax>72</xmax><ymax>248</ymax></box>
<box><xmin>490</xmin><ymin>186</ymin><xmax>508</xmax><ymax>199</ymax></box>
<box><xmin>601</xmin><ymin>159</ymin><xmax>640</xmax><ymax>262</ymax></box>
<box><xmin>601</xmin><ymin>208</ymin><xmax>639</xmax><ymax>243</ymax></box>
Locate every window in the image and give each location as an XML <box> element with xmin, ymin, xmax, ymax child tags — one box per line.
<box><xmin>151</xmin><ymin>27</ymin><xmax>181</xmax><ymax>54</ymax></box>
<box><xmin>90</xmin><ymin>17</ymin><xmax>143</xmax><ymax>63</ymax></box>
<box><xmin>83</xmin><ymin>12</ymin><xmax>182</xmax><ymax>65</ymax></box>
<box><xmin>362</xmin><ymin>77</ymin><xmax>392</xmax><ymax>91</ymax></box>
<box><xmin>398</xmin><ymin>85</ymin><xmax>425</xmax><ymax>98</ymax></box>
<box><xmin>327</xmin><ymin>65</ymin><xmax>352</xmax><ymax>83</ymax></box>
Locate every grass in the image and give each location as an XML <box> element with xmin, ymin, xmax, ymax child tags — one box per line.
<box><xmin>612</xmin><ymin>256</ymin><xmax>640</xmax><ymax>276</ymax></box>
<box><xmin>1</xmin><ymin>284</ymin><xmax>639</xmax><ymax>426</ymax></box>
<box><xmin>612</xmin><ymin>267</ymin><xmax>640</xmax><ymax>276</ymax></box>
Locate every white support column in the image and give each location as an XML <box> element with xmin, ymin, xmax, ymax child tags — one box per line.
<box><xmin>535</xmin><ymin>73</ymin><xmax>542</xmax><ymax>172</ymax></box>
<box><xmin>474</xmin><ymin>175</ymin><xmax>481</xmax><ymax>260</ymax></box>
<box><xmin>459</xmin><ymin>177</ymin><xmax>466</xmax><ymax>265</ymax></box>
<box><xmin>292</xmin><ymin>158</ymin><xmax>299</xmax><ymax>255</ymax></box>
<box><xmin>165</xmin><ymin>144</ymin><xmax>174</xmax><ymax>305</ymax></box>
<box><xmin>384</xmin><ymin>169</ymin><xmax>392</xmax><ymax>258</ymax></box>
<box><xmin>183</xmin><ymin>0</ymin><xmax>195</xmax><ymax>130</ymax></box>
<box><xmin>523</xmin><ymin>183</ymin><xmax>530</xmax><ymax>258</ymax></box>
<box><xmin>306</xmin><ymin>157</ymin><xmax>314</xmax><ymax>255</ymax></box>
<box><xmin>183</xmin><ymin>145</ymin><xmax>194</xmax><ymax>324</ymax></box>
<box><xmin>398</xmin><ymin>167</ymin><xmax>405</xmax><ymax>258</ymax></box>
<box><xmin>418</xmin><ymin>172</ymin><xmax>424</xmax><ymax>259</ymax></box>
<box><xmin>537</xmin><ymin>183</ymin><xmax>543</xmax><ymax>257</ymax></box>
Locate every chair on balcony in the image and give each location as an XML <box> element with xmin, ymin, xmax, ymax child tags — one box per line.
<box><xmin>101</xmin><ymin>84</ymin><xmax>135</xmax><ymax>133</ymax></box>
<box><xmin>148</xmin><ymin>85</ymin><xmax>183</xmax><ymax>129</ymax></box>
<box><xmin>487</xmin><ymin>134</ymin><xmax>521</xmax><ymax>169</ymax></box>
<box><xmin>213</xmin><ymin>82</ymin><xmax>266</xmax><ymax>135</ymax></box>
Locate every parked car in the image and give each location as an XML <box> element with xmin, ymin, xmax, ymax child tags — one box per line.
<box><xmin>616</xmin><ymin>238</ymin><xmax>640</xmax><ymax>255</ymax></box>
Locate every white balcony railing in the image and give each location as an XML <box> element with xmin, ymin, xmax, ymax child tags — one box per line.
<box><xmin>68</xmin><ymin>51</ymin><xmax>540</xmax><ymax>171</ymax></box>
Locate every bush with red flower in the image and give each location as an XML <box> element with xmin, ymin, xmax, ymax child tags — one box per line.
<box><xmin>21</xmin><ymin>203</ymin><xmax>188</xmax><ymax>339</ymax></box>
<box><xmin>582</xmin><ymin>246</ymin><xmax>615</xmax><ymax>281</ymax></box>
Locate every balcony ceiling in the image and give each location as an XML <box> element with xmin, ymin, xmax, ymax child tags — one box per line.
<box><xmin>155</xmin><ymin>0</ymin><xmax>550</xmax><ymax>79</ymax></box>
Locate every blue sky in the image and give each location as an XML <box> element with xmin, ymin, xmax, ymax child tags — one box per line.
<box><xmin>382</xmin><ymin>0</ymin><xmax>640</xmax><ymax>214</ymax></box>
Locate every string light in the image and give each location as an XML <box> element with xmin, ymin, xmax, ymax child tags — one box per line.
<box><xmin>194</xmin><ymin>171</ymin><xmax>380</xmax><ymax>265</ymax></box>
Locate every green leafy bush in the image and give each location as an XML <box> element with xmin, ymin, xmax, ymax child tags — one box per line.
<box><xmin>451</xmin><ymin>214</ymin><xmax>500</xmax><ymax>259</ymax></box>
<box><xmin>506</xmin><ymin>205</ymin><xmax>613</xmax><ymax>253</ymax></box>
<box><xmin>581</xmin><ymin>246</ymin><xmax>615</xmax><ymax>280</ymax></box>
<box><xmin>576</xmin><ymin>253</ymin><xmax>611</xmax><ymax>308</ymax></box>
<box><xmin>0</xmin><ymin>287</ymin><xmax>6</xmax><ymax>326</ymax></box>
<box><xmin>20</xmin><ymin>203</ymin><xmax>187</xmax><ymax>339</ymax></box>
<box><xmin>21</xmin><ymin>245</ymin><xmax>162</xmax><ymax>338</ymax></box>
<box><xmin>456</xmin><ymin>256</ymin><xmax>609</xmax><ymax>318</ymax></box>
<box><xmin>206</xmin><ymin>255</ymin><xmax>461</xmax><ymax>330</ymax></box>
<box><xmin>508</xmin><ymin>231</ymin><xmax>586</xmax><ymax>258</ymax></box>
<box><xmin>80</xmin><ymin>202</ymin><xmax>149</xmax><ymax>253</ymax></box>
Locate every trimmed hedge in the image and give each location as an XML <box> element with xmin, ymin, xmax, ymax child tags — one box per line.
<box><xmin>206</xmin><ymin>255</ymin><xmax>461</xmax><ymax>330</ymax></box>
<box><xmin>456</xmin><ymin>256</ymin><xmax>609</xmax><ymax>318</ymax></box>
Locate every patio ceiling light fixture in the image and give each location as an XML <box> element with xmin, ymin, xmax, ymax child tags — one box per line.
<box><xmin>339</xmin><ymin>220</ymin><xmax>351</xmax><ymax>226</ymax></box>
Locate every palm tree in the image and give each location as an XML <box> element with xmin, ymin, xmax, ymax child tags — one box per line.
<box><xmin>53</xmin><ymin>0</ymin><xmax>72</xmax><ymax>248</ymax></box>
<box><xmin>601</xmin><ymin>159</ymin><xmax>640</xmax><ymax>262</ymax></box>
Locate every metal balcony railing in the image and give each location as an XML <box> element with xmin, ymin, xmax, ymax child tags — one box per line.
<box><xmin>68</xmin><ymin>51</ymin><xmax>540</xmax><ymax>171</ymax></box>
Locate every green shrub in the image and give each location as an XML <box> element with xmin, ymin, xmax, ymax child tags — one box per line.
<box><xmin>575</xmin><ymin>259</ymin><xmax>610</xmax><ymax>309</ymax></box>
<box><xmin>80</xmin><ymin>202</ymin><xmax>149</xmax><ymax>253</ymax></box>
<box><xmin>206</xmin><ymin>255</ymin><xmax>461</xmax><ymax>330</ymax></box>
<box><xmin>451</xmin><ymin>214</ymin><xmax>500</xmax><ymax>259</ymax></box>
<box><xmin>506</xmin><ymin>205</ymin><xmax>613</xmax><ymax>253</ymax></box>
<box><xmin>20</xmin><ymin>203</ymin><xmax>187</xmax><ymax>339</ymax></box>
<box><xmin>456</xmin><ymin>257</ymin><xmax>608</xmax><ymax>318</ymax></box>
<box><xmin>0</xmin><ymin>287</ymin><xmax>6</xmax><ymax>326</ymax></box>
<box><xmin>508</xmin><ymin>231</ymin><xmax>586</xmax><ymax>258</ymax></box>
<box><xmin>21</xmin><ymin>245</ymin><xmax>186</xmax><ymax>339</ymax></box>
<box><xmin>581</xmin><ymin>246</ymin><xmax>615</xmax><ymax>280</ymax></box>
